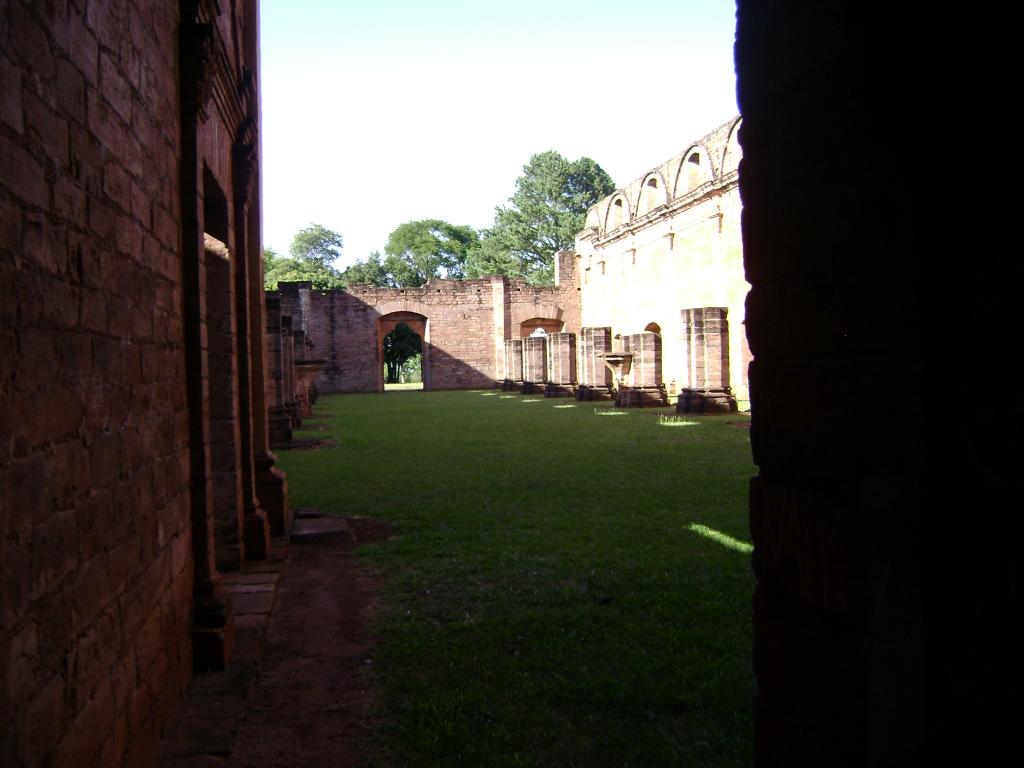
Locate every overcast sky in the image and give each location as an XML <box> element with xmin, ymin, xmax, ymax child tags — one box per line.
<box><xmin>259</xmin><ymin>0</ymin><xmax>738</xmax><ymax>268</ymax></box>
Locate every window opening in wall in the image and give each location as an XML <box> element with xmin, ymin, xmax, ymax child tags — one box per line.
<box><xmin>644</xmin><ymin>322</ymin><xmax>662</xmax><ymax>335</ymax></box>
<box><xmin>645</xmin><ymin>178</ymin><xmax>660</xmax><ymax>213</ymax></box>
<box><xmin>686</xmin><ymin>153</ymin><xmax>702</xmax><ymax>192</ymax></box>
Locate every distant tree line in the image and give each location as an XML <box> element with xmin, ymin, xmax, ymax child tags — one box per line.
<box><xmin>263</xmin><ymin>150</ymin><xmax>615</xmax><ymax>291</ymax></box>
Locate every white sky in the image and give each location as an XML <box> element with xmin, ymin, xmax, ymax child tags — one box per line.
<box><xmin>259</xmin><ymin>0</ymin><xmax>738</xmax><ymax>268</ymax></box>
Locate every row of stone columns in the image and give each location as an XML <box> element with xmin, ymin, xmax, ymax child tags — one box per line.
<box><xmin>502</xmin><ymin>329</ymin><xmax>668</xmax><ymax>406</ymax></box>
<box><xmin>501</xmin><ymin>315</ymin><xmax>736</xmax><ymax>412</ymax></box>
<box><xmin>263</xmin><ymin>295</ymin><xmax>325</xmax><ymax>452</ymax></box>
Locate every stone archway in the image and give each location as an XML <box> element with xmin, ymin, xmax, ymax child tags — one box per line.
<box><xmin>519</xmin><ymin>316</ymin><xmax>564</xmax><ymax>337</ymax></box>
<box><xmin>377</xmin><ymin>311</ymin><xmax>429</xmax><ymax>391</ymax></box>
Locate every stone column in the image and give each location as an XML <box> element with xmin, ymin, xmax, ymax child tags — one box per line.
<box><xmin>265</xmin><ymin>296</ymin><xmax>293</xmax><ymax>448</ymax></box>
<box><xmin>618</xmin><ymin>332</ymin><xmax>667</xmax><ymax>407</ymax></box>
<box><xmin>522</xmin><ymin>336</ymin><xmax>548</xmax><ymax>394</ymax></box>
<box><xmin>577</xmin><ymin>327</ymin><xmax>613</xmax><ymax>400</ymax></box>
<box><xmin>678</xmin><ymin>307</ymin><xmax>737</xmax><ymax>414</ymax></box>
<box><xmin>231</xmin><ymin>126</ymin><xmax>270</xmax><ymax>562</ymax></box>
<box><xmin>503</xmin><ymin>339</ymin><xmax>523</xmax><ymax>390</ymax></box>
<box><xmin>545</xmin><ymin>332</ymin><xmax>577</xmax><ymax>397</ymax></box>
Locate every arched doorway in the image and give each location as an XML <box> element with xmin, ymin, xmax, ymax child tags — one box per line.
<box><xmin>519</xmin><ymin>317</ymin><xmax>564</xmax><ymax>337</ymax></box>
<box><xmin>377</xmin><ymin>311</ymin><xmax>429</xmax><ymax>391</ymax></box>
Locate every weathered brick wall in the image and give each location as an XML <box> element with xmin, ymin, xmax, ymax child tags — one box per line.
<box><xmin>575</xmin><ymin>117</ymin><xmax>749</xmax><ymax>406</ymax></box>
<box><xmin>277</xmin><ymin>265</ymin><xmax>579</xmax><ymax>393</ymax></box>
<box><xmin>0</xmin><ymin>1</ymin><xmax>193</xmax><ymax>764</ymax></box>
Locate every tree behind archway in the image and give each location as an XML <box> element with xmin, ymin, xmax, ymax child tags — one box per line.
<box><xmin>383</xmin><ymin>322</ymin><xmax>423</xmax><ymax>383</ymax></box>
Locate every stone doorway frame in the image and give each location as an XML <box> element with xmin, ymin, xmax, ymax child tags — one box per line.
<box><xmin>376</xmin><ymin>311</ymin><xmax>429</xmax><ymax>391</ymax></box>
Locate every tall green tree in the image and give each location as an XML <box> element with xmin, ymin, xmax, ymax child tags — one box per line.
<box><xmin>467</xmin><ymin>151</ymin><xmax>615</xmax><ymax>285</ymax></box>
<box><xmin>290</xmin><ymin>223</ymin><xmax>344</xmax><ymax>271</ymax></box>
<box><xmin>382</xmin><ymin>219</ymin><xmax>479</xmax><ymax>287</ymax></box>
<box><xmin>382</xmin><ymin>322</ymin><xmax>422</xmax><ymax>383</ymax></box>
<box><xmin>340</xmin><ymin>251</ymin><xmax>390</xmax><ymax>287</ymax></box>
<box><xmin>263</xmin><ymin>223</ymin><xmax>347</xmax><ymax>290</ymax></box>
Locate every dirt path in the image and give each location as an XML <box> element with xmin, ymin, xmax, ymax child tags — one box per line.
<box><xmin>228</xmin><ymin>517</ymin><xmax>392</xmax><ymax>768</ymax></box>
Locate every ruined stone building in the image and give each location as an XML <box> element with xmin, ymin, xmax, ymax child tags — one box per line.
<box><xmin>271</xmin><ymin>120</ymin><xmax>748</xmax><ymax>413</ymax></box>
<box><xmin>0</xmin><ymin>0</ymin><xmax>997</xmax><ymax>765</ymax></box>
<box><xmin>575</xmin><ymin>116</ymin><xmax>749</xmax><ymax>411</ymax></box>
<box><xmin>271</xmin><ymin>250</ymin><xmax>581</xmax><ymax>394</ymax></box>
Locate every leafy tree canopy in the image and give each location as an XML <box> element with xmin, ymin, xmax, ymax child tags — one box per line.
<box><xmin>381</xmin><ymin>219</ymin><xmax>480</xmax><ymax>287</ymax></box>
<box><xmin>290</xmin><ymin>223</ymin><xmax>344</xmax><ymax>270</ymax></box>
<box><xmin>263</xmin><ymin>244</ymin><xmax>345</xmax><ymax>290</ymax></box>
<box><xmin>263</xmin><ymin>223</ymin><xmax>347</xmax><ymax>290</ymax></box>
<box><xmin>383</xmin><ymin>322</ymin><xmax>422</xmax><ymax>383</ymax></box>
<box><xmin>340</xmin><ymin>251</ymin><xmax>390</xmax><ymax>287</ymax></box>
<box><xmin>466</xmin><ymin>151</ymin><xmax>615</xmax><ymax>285</ymax></box>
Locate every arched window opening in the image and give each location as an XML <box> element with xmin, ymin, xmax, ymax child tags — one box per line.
<box><xmin>644</xmin><ymin>178</ymin><xmax>660</xmax><ymax>214</ymax></box>
<box><xmin>612</xmin><ymin>197</ymin><xmax>625</xmax><ymax>229</ymax></box>
<box><xmin>686</xmin><ymin>152</ymin><xmax>703</xmax><ymax>192</ymax></box>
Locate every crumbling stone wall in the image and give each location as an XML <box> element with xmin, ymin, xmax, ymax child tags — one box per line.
<box><xmin>0</xmin><ymin>1</ymin><xmax>281</xmax><ymax>765</ymax></box>
<box><xmin>273</xmin><ymin>256</ymin><xmax>580</xmax><ymax>393</ymax></box>
<box><xmin>575</xmin><ymin>117</ymin><xmax>750</xmax><ymax>409</ymax></box>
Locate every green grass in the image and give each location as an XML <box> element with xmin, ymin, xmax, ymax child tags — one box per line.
<box><xmin>276</xmin><ymin>390</ymin><xmax>755</xmax><ymax>767</ymax></box>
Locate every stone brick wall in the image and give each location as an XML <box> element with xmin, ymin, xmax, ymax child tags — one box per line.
<box><xmin>1</xmin><ymin>1</ymin><xmax>279</xmax><ymax>765</ymax></box>
<box><xmin>0</xmin><ymin>2</ymin><xmax>193</xmax><ymax>764</ymax></box>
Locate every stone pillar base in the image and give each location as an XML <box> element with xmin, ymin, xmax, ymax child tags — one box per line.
<box><xmin>193</xmin><ymin>585</ymin><xmax>234</xmax><ymax>673</ymax></box>
<box><xmin>244</xmin><ymin>507</ymin><xmax>271</xmax><ymax>559</ymax></box>
<box><xmin>521</xmin><ymin>381</ymin><xmax>542</xmax><ymax>395</ymax></box>
<box><xmin>617</xmin><ymin>385</ymin><xmax>669</xmax><ymax>408</ymax></box>
<box><xmin>255</xmin><ymin>451</ymin><xmax>290</xmax><ymax>536</ymax></box>
<box><xmin>501</xmin><ymin>379</ymin><xmax>520</xmax><ymax>391</ymax></box>
<box><xmin>268</xmin><ymin>408</ymin><xmax>293</xmax><ymax>448</ymax></box>
<box><xmin>544</xmin><ymin>383</ymin><xmax>576</xmax><ymax>398</ymax></box>
<box><xmin>676</xmin><ymin>387</ymin><xmax>738</xmax><ymax>414</ymax></box>
<box><xmin>575</xmin><ymin>385</ymin><xmax>614</xmax><ymax>401</ymax></box>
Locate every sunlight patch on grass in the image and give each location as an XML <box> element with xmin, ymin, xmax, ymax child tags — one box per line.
<box><xmin>687</xmin><ymin>522</ymin><xmax>754</xmax><ymax>554</ymax></box>
<box><xmin>552</xmin><ymin>404</ymin><xmax>576</xmax><ymax>409</ymax></box>
<box><xmin>479</xmin><ymin>392</ymin><xmax>499</xmax><ymax>396</ymax></box>
<box><xmin>522</xmin><ymin>399</ymin><xmax>543</xmax><ymax>403</ymax></box>
<box><xmin>499</xmin><ymin>395</ymin><xmax>516</xmax><ymax>399</ymax></box>
<box><xmin>595</xmin><ymin>409</ymin><xmax>628</xmax><ymax>416</ymax></box>
<box><xmin>658</xmin><ymin>415</ymin><xmax>698</xmax><ymax>427</ymax></box>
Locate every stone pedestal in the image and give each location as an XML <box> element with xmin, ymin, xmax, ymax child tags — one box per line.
<box><xmin>504</xmin><ymin>339</ymin><xmax>524</xmax><ymax>385</ymax></box>
<box><xmin>295</xmin><ymin>359</ymin><xmax>325</xmax><ymax>418</ymax></box>
<box><xmin>677</xmin><ymin>387</ymin><xmax>738</xmax><ymax>414</ymax></box>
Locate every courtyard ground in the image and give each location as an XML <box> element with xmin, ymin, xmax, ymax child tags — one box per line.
<box><xmin>164</xmin><ymin>390</ymin><xmax>755</xmax><ymax>767</ymax></box>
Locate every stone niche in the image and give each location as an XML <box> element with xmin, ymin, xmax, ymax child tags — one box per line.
<box><xmin>576</xmin><ymin>326</ymin><xmax>614</xmax><ymax>400</ymax></box>
<box><xmin>521</xmin><ymin>336</ymin><xmax>548</xmax><ymax>394</ymax></box>
<box><xmin>545</xmin><ymin>332</ymin><xmax>578</xmax><ymax>397</ymax></box>
<box><xmin>676</xmin><ymin>307</ymin><xmax>737</xmax><ymax>414</ymax></box>
<box><xmin>502</xmin><ymin>338</ymin><xmax>524</xmax><ymax>390</ymax></box>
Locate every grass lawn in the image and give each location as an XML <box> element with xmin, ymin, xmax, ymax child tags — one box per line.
<box><xmin>276</xmin><ymin>390</ymin><xmax>755</xmax><ymax>767</ymax></box>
